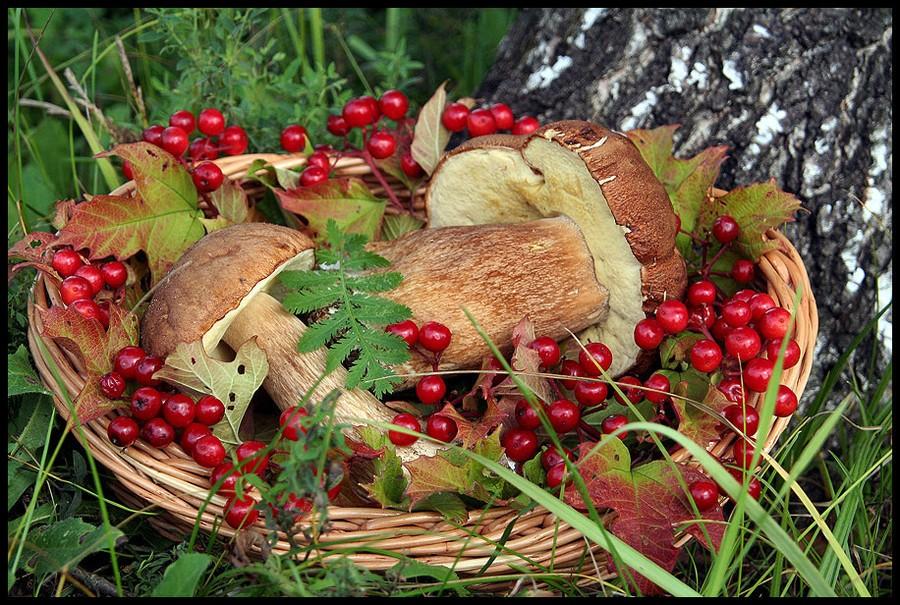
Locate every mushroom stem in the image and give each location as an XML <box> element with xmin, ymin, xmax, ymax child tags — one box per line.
<box><xmin>221</xmin><ymin>291</ymin><xmax>438</xmax><ymax>460</ymax></box>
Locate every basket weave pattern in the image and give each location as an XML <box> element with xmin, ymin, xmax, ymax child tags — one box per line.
<box><xmin>27</xmin><ymin>154</ymin><xmax>818</xmax><ymax>578</ymax></box>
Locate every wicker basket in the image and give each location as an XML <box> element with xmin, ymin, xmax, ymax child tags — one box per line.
<box><xmin>26</xmin><ymin>153</ymin><xmax>818</xmax><ymax>583</ymax></box>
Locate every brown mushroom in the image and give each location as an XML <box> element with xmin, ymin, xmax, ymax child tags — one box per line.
<box><xmin>426</xmin><ymin>120</ymin><xmax>687</xmax><ymax>375</ymax></box>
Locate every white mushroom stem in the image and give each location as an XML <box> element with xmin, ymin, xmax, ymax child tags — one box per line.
<box><xmin>222</xmin><ymin>292</ymin><xmax>438</xmax><ymax>460</ymax></box>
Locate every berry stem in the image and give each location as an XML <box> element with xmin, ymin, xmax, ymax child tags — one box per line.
<box><xmin>702</xmin><ymin>242</ymin><xmax>732</xmax><ymax>278</ymax></box>
<box><xmin>578</xmin><ymin>419</ymin><xmax>603</xmax><ymax>441</ymax></box>
<box><xmin>360</xmin><ymin>149</ymin><xmax>405</xmax><ymax>211</ymax></box>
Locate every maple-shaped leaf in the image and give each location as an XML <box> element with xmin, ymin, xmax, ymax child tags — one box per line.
<box><xmin>564</xmin><ymin>438</ymin><xmax>725</xmax><ymax>595</ymax></box>
<box><xmin>714</xmin><ymin>180</ymin><xmax>802</xmax><ymax>259</ymax></box>
<box><xmin>56</xmin><ymin>142</ymin><xmax>205</xmax><ymax>284</ymax></box>
<box><xmin>200</xmin><ymin>179</ymin><xmax>252</xmax><ymax>232</ymax></box>
<box><xmin>41</xmin><ymin>304</ymin><xmax>138</xmax><ymax>425</ymax></box>
<box><xmin>662</xmin><ymin>368</ymin><xmax>732</xmax><ymax>450</ymax></box>
<box><xmin>154</xmin><ymin>339</ymin><xmax>268</xmax><ymax>448</ymax></box>
<box><xmin>51</xmin><ymin>200</ymin><xmax>77</xmax><ymax>230</ymax></box>
<box><xmin>8</xmin><ymin>231</ymin><xmax>57</xmax><ymax>282</ymax></box>
<box><xmin>493</xmin><ymin>317</ymin><xmax>552</xmax><ymax>403</ymax></box>
<box><xmin>431</xmin><ymin>399</ymin><xmax>515</xmax><ymax>449</ymax></box>
<box><xmin>274</xmin><ymin>177</ymin><xmax>386</xmax><ymax>242</ymax></box>
<box><xmin>357</xmin><ymin>426</ymin><xmax>408</xmax><ymax>508</ymax></box>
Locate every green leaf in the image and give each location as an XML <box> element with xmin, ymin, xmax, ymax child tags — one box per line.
<box><xmin>152</xmin><ymin>552</ymin><xmax>212</xmax><ymax>597</ymax></box>
<box><xmin>200</xmin><ymin>179</ymin><xmax>252</xmax><ymax>232</ymax></box>
<box><xmin>410</xmin><ymin>81</ymin><xmax>449</xmax><ymax>175</ymax></box>
<box><xmin>659</xmin><ymin>332</ymin><xmax>704</xmax><ymax>370</ymax></box>
<box><xmin>9</xmin><ymin>394</ymin><xmax>53</xmax><ymax>455</ymax></box>
<box><xmin>670</xmin><ymin>373</ymin><xmax>733</xmax><ymax>449</ymax></box>
<box><xmin>410</xmin><ymin>492</ymin><xmax>468</xmax><ymax>524</ymax></box>
<box><xmin>8</xmin><ymin>346</ymin><xmax>49</xmax><ymax>397</ymax></box>
<box><xmin>381</xmin><ymin>213</ymin><xmax>425</xmax><ymax>241</ymax></box>
<box><xmin>522</xmin><ymin>455</ymin><xmax>545</xmax><ymax>486</ymax></box>
<box><xmin>359</xmin><ymin>427</ymin><xmax>408</xmax><ymax>508</ymax></box>
<box><xmin>8</xmin><ymin>460</ymin><xmax>35</xmax><ymax>512</ymax></box>
<box><xmin>715</xmin><ymin>181</ymin><xmax>802</xmax><ymax>259</ymax></box>
<box><xmin>274</xmin><ymin>177</ymin><xmax>386</xmax><ymax>242</ymax></box>
<box><xmin>154</xmin><ymin>339</ymin><xmax>269</xmax><ymax>446</ymax></box>
<box><xmin>275</xmin><ymin>165</ymin><xmax>301</xmax><ymax>190</ymax></box>
<box><xmin>388</xmin><ymin>559</ymin><xmax>461</xmax><ymax>585</ymax></box>
<box><xmin>24</xmin><ymin>518</ymin><xmax>124</xmax><ymax>587</ymax></box>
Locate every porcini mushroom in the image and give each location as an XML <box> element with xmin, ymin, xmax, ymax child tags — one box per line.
<box><xmin>426</xmin><ymin>120</ymin><xmax>687</xmax><ymax>375</ymax></box>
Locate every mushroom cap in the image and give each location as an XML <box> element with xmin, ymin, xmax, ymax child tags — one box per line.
<box><xmin>425</xmin><ymin>120</ymin><xmax>686</xmax><ymax>375</ymax></box>
<box><xmin>142</xmin><ymin>223</ymin><xmax>315</xmax><ymax>358</ymax></box>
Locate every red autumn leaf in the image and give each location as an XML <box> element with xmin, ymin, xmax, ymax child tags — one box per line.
<box><xmin>56</xmin><ymin>142</ymin><xmax>205</xmax><ymax>284</ymax></box>
<box><xmin>345</xmin><ymin>435</ymin><xmax>385</xmax><ymax>460</ymax></box>
<box><xmin>564</xmin><ymin>438</ymin><xmax>724</xmax><ymax>595</ymax></box>
<box><xmin>274</xmin><ymin>177</ymin><xmax>386</xmax><ymax>242</ymax></box>
<box><xmin>493</xmin><ymin>316</ymin><xmax>552</xmax><ymax>403</ymax></box>
<box><xmin>8</xmin><ymin>232</ymin><xmax>58</xmax><ymax>282</ymax></box>
<box><xmin>41</xmin><ymin>303</ymin><xmax>139</xmax><ymax>425</ymax></box>
<box><xmin>670</xmin><ymin>377</ymin><xmax>734</xmax><ymax>451</ymax></box>
<box><xmin>714</xmin><ymin>180</ymin><xmax>802</xmax><ymax>259</ymax></box>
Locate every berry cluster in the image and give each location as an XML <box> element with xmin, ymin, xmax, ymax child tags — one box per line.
<box><xmin>441</xmin><ymin>102</ymin><xmax>539</xmax><ymax>137</ymax></box>
<box><xmin>52</xmin><ymin>248</ymin><xmax>128</xmax><ymax>327</ymax></box>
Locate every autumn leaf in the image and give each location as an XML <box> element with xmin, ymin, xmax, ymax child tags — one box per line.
<box><xmin>40</xmin><ymin>304</ymin><xmax>138</xmax><ymax>425</ymax></box>
<box><xmin>493</xmin><ymin>317</ymin><xmax>552</xmax><ymax>403</ymax></box>
<box><xmin>669</xmin><ymin>375</ymin><xmax>733</xmax><ymax>450</ymax></box>
<box><xmin>410</xmin><ymin>81</ymin><xmax>449</xmax><ymax>176</ymax></box>
<box><xmin>564</xmin><ymin>438</ymin><xmax>725</xmax><ymax>595</ymax></box>
<box><xmin>200</xmin><ymin>179</ymin><xmax>252</xmax><ymax>232</ymax></box>
<box><xmin>274</xmin><ymin>177</ymin><xmax>386</xmax><ymax>242</ymax></box>
<box><xmin>715</xmin><ymin>180</ymin><xmax>802</xmax><ymax>259</ymax></box>
<box><xmin>381</xmin><ymin>213</ymin><xmax>425</xmax><ymax>241</ymax></box>
<box><xmin>8</xmin><ymin>231</ymin><xmax>57</xmax><ymax>281</ymax></box>
<box><xmin>659</xmin><ymin>332</ymin><xmax>704</xmax><ymax>370</ymax></box>
<box><xmin>357</xmin><ymin>426</ymin><xmax>408</xmax><ymax>508</ymax></box>
<box><xmin>154</xmin><ymin>339</ymin><xmax>268</xmax><ymax>447</ymax></box>
<box><xmin>56</xmin><ymin>142</ymin><xmax>205</xmax><ymax>284</ymax></box>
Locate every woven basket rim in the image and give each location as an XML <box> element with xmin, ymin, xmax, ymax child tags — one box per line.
<box><xmin>25</xmin><ymin>152</ymin><xmax>819</xmax><ymax>579</ymax></box>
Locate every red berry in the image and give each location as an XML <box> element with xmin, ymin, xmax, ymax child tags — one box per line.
<box><xmin>142</xmin><ymin>124</ymin><xmax>165</xmax><ymax>146</ymax></box>
<box><xmin>711</xmin><ymin>318</ymin><xmax>734</xmax><ymax>343</ymax></box>
<box><xmin>416</xmin><ymin>375</ymin><xmax>446</xmax><ymax>405</ymax></box>
<box><xmin>169</xmin><ymin>110</ymin><xmax>195</xmax><ymax>134</ymax></box>
<box><xmin>690</xmin><ymin>339</ymin><xmax>723</xmax><ymax>373</ymax></box>
<box><xmin>180</xmin><ymin>422</ymin><xmax>211</xmax><ymax>454</ymax></box>
<box><xmin>210</xmin><ymin>461</ymin><xmax>241</xmax><ymax>494</ymax></box>
<box><xmin>224</xmin><ymin>494</ymin><xmax>259</xmax><ymax>529</ymax></box>
<box><xmin>131</xmin><ymin>386</ymin><xmax>163</xmax><ymax>421</ymax></box>
<box><xmin>766</xmin><ymin>339</ymin><xmax>801</xmax><ymax>369</ymax></box>
<box><xmin>643</xmin><ymin>373</ymin><xmax>671</xmax><ymax>405</ymax></box>
<box><xmin>193</xmin><ymin>434</ymin><xmax>226</xmax><ymax>468</ymax></box>
<box><xmin>515</xmin><ymin>399</ymin><xmax>544</xmax><ymax>430</ymax></box>
<box><xmin>759</xmin><ymin>307</ymin><xmax>792</xmax><ymax>341</ymax></box>
<box><xmin>122</xmin><ymin>160</ymin><xmax>134</xmax><ymax>180</ymax></box>
<box><xmin>501</xmin><ymin>428</ymin><xmax>539</xmax><ymax>462</ymax></box>
<box><xmin>400</xmin><ymin>153</ymin><xmax>423</xmax><ymax>178</ymax></box>
<box><xmin>441</xmin><ymin>103</ymin><xmax>469</xmax><ymax>132</ymax></box>
<box><xmin>114</xmin><ymin>346</ymin><xmax>146</xmax><ymax>379</ymax></box>
<box><xmin>51</xmin><ymin>249</ymin><xmax>83</xmax><ymax>277</ymax></box>
<box><xmin>71</xmin><ymin>299</ymin><xmax>107</xmax><ymax>325</ymax></box>
<box><xmin>107</xmin><ymin>415</ymin><xmax>139</xmax><ymax>447</ymax></box>
<box><xmin>279</xmin><ymin>406</ymin><xmax>308</xmax><ymax>440</ymax></box>
<box><xmin>574</xmin><ymin>380</ymin><xmax>608</xmax><ymax>407</ymax></box>
<box><xmin>426</xmin><ymin>414</ymin><xmax>458</xmax><ymax>443</ymax></box>
<box><xmin>276</xmin><ymin>492</ymin><xmax>313</xmax><ymax>520</ymax></box>
<box><xmin>548</xmin><ymin>399</ymin><xmax>580</xmax><ymax>434</ymax></box>
<box><xmin>688</xmin><ymin>280</ymin><xmax>718</xmax><ymax>305</ymax></box>
<box><xmin>236</xmin><ymin>440</ymin><xmax>269</xmax><ymax>475</ymax></box>
<box><xmin>60</xmin><ymin>275</ymin><xmax>93</xmax><ymax>305</ymax></box>
<box><xmin>361</xmin><ymin>95</ymin><xmax>380</xmax><ymax>121</ymax></box>
<box><xmin>732</xmin><ymin>439</ymin><xmax>757</xmax><ymax>469</ymax></box>
<box><xmin>718</xmin><ymin>377</ymin><xmax>746</xmax><ymax>404</ymax></box>
<box><xmin>578</xmin><ymin>342</ymin><xmax>613</xmax><ymax>377</ymax></box>
<box><xmin>489</xmin><ymin>103</ymin><xmax>514</xmax><ymax>130</ymax></box>
<box><xmin>774</xmin><ymin>385</ymin><xmax>798</xmax><ymax>417</ymax></box>
<box><xmin>724</xmin><ymin>326</ymin><xmax>762</xmax><ymax>361</ymax></box>
<box><xmin>389</xmin><ymin>413</ymin><xmax>421</xmax><ymax>446</ymax></box>
<box><xmin>74</xmin><ymin>265</ymin><xmax>105</xmax><ymax>295</ymax></box>
<box><xmin>559</xmin><ymin>359</ymin><xmax>585</xmax><ymax>391</ymax></box>
<box><xmin>189</xmin><ymin>137</ymin><xmax>219</xmax><ymax>162</ymax></box>
<box><xmin>743</xmin><ymin>357</ymin><xmax>775</xmax><ymax>392</ymax></box>
<box><xmin>192</xmin><ymin>161</ymin><xmax>224</xmax><ymax>192</ymax></box>
<box><xmin>721</xmin><ymin>300</ymin><xmax>752</xmax><ymax>327</ymax></box>
<box><xmin>732</xmin><ymin>289</ymin><xmax>757</xmax><ymax>303</ymax></box>
<box><xmin>326</xmin><ymin>114</ymin><xmax>350</xmax><ymax>136</ymax></box>
<box><xmin>307</xmin><ymin>151</ymin><xmax>331</xmax><ymax>172</ymax></box>
<box><xmin>300</xmin><ymin>165</ymin><xmax>328</xmax><ymax>187</ymax></box>
<box><xmin>366</xmin><ymin>131</ymin><xmax>397</xmax><ymax>159</ymax></box>
<box><xmin>546</xmin><ymin>463</ymin><xmax>566</xmax><ymax>488</ymax></box>
<box><xmin>220</xmin><ymin>125</ymin><xmax>249</xmax><ymax>155</ymax></box>
<box><xmin>529</xmin><ymin>336</ymin><xmax>561</xmax><ymax>368</ymax></box>
<box><xmin>386</xmin><ymin>320</ymin><xmax>418</xmax><ymax>347</ymax></box>
<box><xmin>163</xmin><ymin>393</ymin><xmax>195</xmax><ymax>428</ymax></box>
<box><xmin>197</xmin><ymin>108</ymin><xmax>225</xmax><ymax>136</ymax></box>
<box><xmin>712</xmin><ymin>215</ymin><xmax>740</xmax><ymax>244</ymax></box>
<box><xmin>540</xmin><ymin>446</ymin><xmax>574</xmax><ymax>470</ymax></box>
<box><xmin>99</xmin><ymin>372</ymin><xmax>126</xmax><ymax>399</ymax></box>
<box><xmin>749</xmin><ymin>293</ymin><xmax>776</xmax><ymax>321</ymax></box>
<box><xmin>419</xmin><ymin>321</ymin><xmax>452</xmax><ymax>352</ymax></box>
<box><xmin>727</xmin><ymin>468</ymin><xmax>762</xmax><ymax>500</ymax></box>
<box><xmin>601</xmin><ymin>414</ymin><xmax>629</xmax><ymax>439</ymax></box>
<box><xmin>134</xmin><ymin>355</ymin><xmax>163</xmax><ymax>387</ymax></box>
<box><xmin>731</xmin><ymin>259</ymin><xmax>756</xmax><ymax>284</ymax></box>
<box><xmin>690</xmin><ymin>479</ymin><xmax>720</xmax><ymax>511</ymax></box>
<box><xmin>379</xmin><ymin>89</ymin><xmax>409</xmax><ymax>120</ymax></box>
<box><xmin>655</xmin><ymin>300</ymin><xmax>689</xmax><ymax>334</ymax></box>
<box><xmin>723</xmin><ymin>404</ymin><xmax>759</xmax><ymax>437</ymax></box>
<box><xmin>343</xmin><ymin>97</ymin><xmax>377</xmax><ymax>127</ymax></box>
<box><xmin>688</xmin><ymin>303</ymin><xmax>717</xmax><ymax>331</ymax></box>
<box><xmin>634</xmin><ymin>318</ymin><xmax>665</xmax><ymax>350</ymax></box>
<box><xmin>614</xmin><ymin>376</ymin><xmax>644</xmax><ymax>405</ymax></box>
<box><xmin>466</xmin><ymin>108</ymin><xmax>497</xmax><ymax>137</ymax></box>
<box><xmin>195</xmin><ymin>395</ymin><xmax>225</xmax><ymax>425</ymax></box>
<box><xmin>141</xmin><ymin>417</ymin><xmax>175</xmax><ymax>448</ymax></box>
<box><xmin>161</xmin><ymin>126</ymin><xmax>189</xmax><ymax>156</ymax></box>
<box><xmin>511</xmin><ymin>116</ymin><xmax>540</xmax><ymax>135</ymax></box>
<box><xmin>280</xmin><ymin>124</ymin><xmax>308</xmax><ymax>152</ymax></box>
<box><xmin>100</xmin><ymin>261</ymin><xmax>128</xmax><ymax>289</ymax></box>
